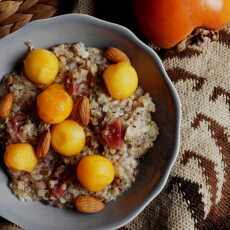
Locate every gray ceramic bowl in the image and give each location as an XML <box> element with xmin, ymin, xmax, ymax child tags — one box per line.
<box><xmin>0</xmin><ymin>14</ymin><xmax>181</xmax><ymax>230</ymax></box>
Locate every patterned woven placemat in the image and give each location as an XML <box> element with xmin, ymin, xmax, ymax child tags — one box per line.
<box><xmin>1</xmin><ymin>1</ymin><xmax>230</xmax><ymax>229</ymax></box>
<box><xmin>123</xmin><ymin>30</ymin><xmax>230</xmax><ymax>229</ymax></box>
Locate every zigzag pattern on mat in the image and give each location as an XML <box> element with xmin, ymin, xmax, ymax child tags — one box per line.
<box><xmin>124</xmin><ymin>26</ymin><xmax>230</xmax><ymax>230</ymax></box>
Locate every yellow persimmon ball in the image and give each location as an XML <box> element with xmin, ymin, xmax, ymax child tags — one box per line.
<box><xmin>51</xmin><ymin>120</ymin><xmax>86</xmax><ymax>156</ymax></box>
<box><xmin>37</xmin><ymin>84</ymin><xmax>73</xmax><ymax>124</ymax></box>
<box><xmin>24</xmin><ymin>48</ymin><xmax>59</xmax><ymax>85</ymax></box>
<box><xmin>103</xmin><ymin>62</ymin><xmax>138</xmax><ymax>100</ymax></box>
<box><xmin>77</xmin><ymin>155</ymin><xmax>115</xmax><ymax>192</ymax></box>
<box><xmin>4</xmin><ymin>143</ymin><xmax>38</xmax><ymax>173</ymax></box>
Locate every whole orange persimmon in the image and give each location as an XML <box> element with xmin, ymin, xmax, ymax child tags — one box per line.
<box><xmin>134</xmin><ymin>0</ymin><xmax>230</xmax><ymax>48</ymax></box>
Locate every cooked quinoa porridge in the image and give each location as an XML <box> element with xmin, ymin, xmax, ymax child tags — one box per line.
<box><xmin>0</xmin><ymin>42</ymin><xmax>158</xmax><ymax>211</ymax></box>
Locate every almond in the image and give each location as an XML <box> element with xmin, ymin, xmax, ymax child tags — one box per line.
<box><xmin>74</xmin><ymin>195</ymin><xmax>105</xmax><ymax>214</ymax></box>
<box><xmin>79</xmin><ymin>96</ymin><xmax>90</xmax><ymax>126</ymax></box>
<box><xmin>36</xmin><ymin>129</ymin><xmax>51</xmax><ymax>158</ymax></box>
<box><xmin>26</xmin><ymin>4</ymin><xmax>56</xmax><ymax>20</ymax></box>
<box><xmin>18</xmin><ymin>0</ymin><xmax>39</xmax><ymax>12</ymax></box>
<box><xmin>0</xmin><ymin>93</ymin><xmax>13</xmax><ymax>118</ymax></box>
<box><xmin>104</xmin><ymin>47</ymin><xmax>130</xmax><ymax>63</ymax></box>
<box><xmin>71</xmin><ymin>96</ymin><xmax>83</xmax><ymax>121</ymax></box>
<box><xmin>4</xmin><ymin>13</ymin><xmax>33</xmax><ymax>32</ymax></box>
<box><xmin>0</xmin><ymin>24</ymin><xmax>12</xmax><ymax>38</ymax></box>
<box><xmin>0</xmin><ymin>1</ymin><xmax>22</xmax><ymax>23</ymax></box>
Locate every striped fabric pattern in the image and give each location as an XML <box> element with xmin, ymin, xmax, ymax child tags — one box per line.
<box><xmin>124</xmin><ymin>26</ymin><xmax>230</xmax><ymax>230</ymax></box>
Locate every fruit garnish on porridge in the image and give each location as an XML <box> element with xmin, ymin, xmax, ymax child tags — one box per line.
<box><xmin>0</xmin><ymin>42</ymin><xmax>159</xmax><ymax>213</ymax></box>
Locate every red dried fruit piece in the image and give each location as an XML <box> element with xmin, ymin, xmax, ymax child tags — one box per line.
<box><xmin>6</xmin><ymin>112</ymin><xmax>28</xmax><ymax>142</ymax></box>
<box><xmin>61</xmin><ymin>165</ymin><xmax>76</xmax><ymax>183</ymax></box>
<box><xmin>51</xmin><ymin>183</ymin><xmax>66</xmax><ymax>199</ymax></box>
<box><xmin>71</xmin><ymin>96</ymin><xmax>82</xmax><ymax>121</ymax></box>
<box><xmin>64</xmin><ymin>74</ymin><xmax>79</xmax><ymax>96</ymax></box>
<box><xmin>102</xmin><ymin>119</ymin><xmax>125</xmax><ymax>150</ymax></box>
<box><xmin>11</xmin><ymin>112</ymin><xmax>28</xmax><ymax>131</ymax></box>
<box><xmin>86</xmin><ymin>74</ymin><xmax>95</xmax><ymax>88</ymax></box>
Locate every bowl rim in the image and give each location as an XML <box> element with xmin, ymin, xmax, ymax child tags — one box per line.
<box><xmin>0</xmin><ymin>13</ymin><xmax>181</xmax><ymax>230</ymax></box>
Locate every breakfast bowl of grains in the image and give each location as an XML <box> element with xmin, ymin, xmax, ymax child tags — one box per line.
<box><xmin>0</xmin><ymin>14</ymin><xmax>181</xmax><ymax>230</ymax></box>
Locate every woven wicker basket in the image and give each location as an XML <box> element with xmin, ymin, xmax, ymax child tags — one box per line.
<box><xmin>0</xmin><ymin>0</ymin><xmax>76</xmax><ymax>38</ymax></box>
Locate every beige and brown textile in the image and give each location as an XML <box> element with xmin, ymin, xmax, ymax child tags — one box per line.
<box><xmin>123</xmin><ymin>29</ymin><xmax>230</xmax><ymax>229</ymax></box>
<box><xmin>1</xmin><ymin>0</ymin><xmax>230</xmax><ymax>229</ymax></box>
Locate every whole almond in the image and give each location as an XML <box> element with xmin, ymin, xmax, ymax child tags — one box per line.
<box><xmin>18</xmin><ymin>0</ymin><xmax>39</xmax><ymax>12</ymax></box>
<box><xmin>71</xmin><ymin>96</ymin><xmax>83</xmax><ymax>121</ymax></box>
<box><xmin>75</xmin><ymin>196</ymin><xmax>105</xmax><ymax>214</ymax></box>
<box><xmin>0</xmin><ymin>1</ymin><xmax>22</xmax><ymax>23</ymax></box>
<box><xmin>0</xmin><ymin>24</ymin><xmax>12</xmax><ymax>38</ymax></box>
<box><xmin>79</xmin><ymin>96</ymin><xmax>90</xmax><ymax>126</ymax></box>
<box><xmin>36</xmin><ymin>129</ymin><xmax>51</xmax><ymax>158</ymax></box>
<box><xmin>0</xmin><ymin>93</ymin><xmax>13</xmax><ymax>118</ymax></box>
<box><xmin>104</xmin><ymin>47</ymin><xmax>130</xmax><ymax>63</ymax></box>
<box><xmin>26</xmin><ymin>4</ymin><xmax>56</xmax><ymax>20</ymax></box>
<box><xmin>4</xmin><ymin>13</ymin><xmax>33</xmax><ymax>32</ymax></box>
